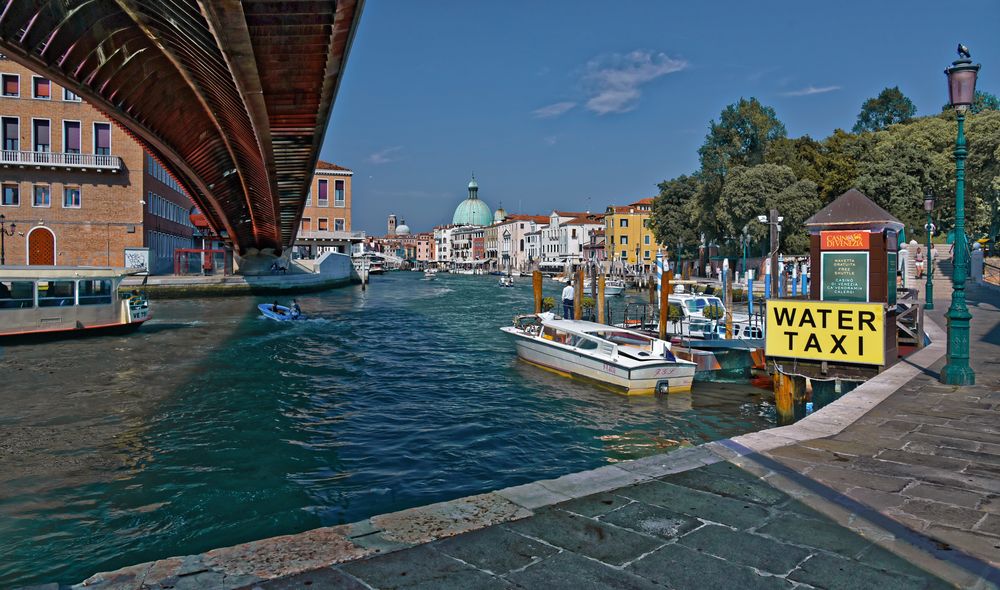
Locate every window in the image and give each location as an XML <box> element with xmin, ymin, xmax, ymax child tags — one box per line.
<box><xmin>644</xmin><ymin>250</ymin><xmax>651</xmax><ymax>259</ymax></box>
<box><xmin>1</xmin><ymin>116</ymin><xmax>17</xmax><ymax>150</ymax></box>
<box><xmin>94</xmin><ymin>122</ymin><xmax>111</xmax><ymax>155</ymax></box>
<box><xmin>620</xmin><ymin>218</ymin><xmax>628</xmax><ymax>228</ymax></box>
<box><xmin>334</xmin><ymin>180</ymin><xmax>345</xmax><ymax>206</ymax></box>
<box><xmin>2</xmin><ymin>184</ymin><xmax>18</xmax><ymax>206</ymax></box>
<box><xmin>301</xmin><ymin>217</ymin><xmax>311</xmax><ymax>232</ymax></box>
<box><xmin>78</xmin><ymin>279</ymin><xmax>113</xmax><ymax>305</ymax></box>
<box><xmin>318</xmin><ymin>218</ymin><xmax>328</xmax><ymax>231</ymax></box>
<box><xmin>620</xmin><ymin>235</ymin><xmax>628</xmax><ymax>245</ymax></box>
<box><xmin>63</xmin><ymin>186</ymin><xmax>81</xmax><ymax>208</ymax></box>
<box><xmin>644</xmin><ymin>234</ymin><xmax>650</xmax><ymax>245</ymax></box>
<box><xmin>63</xmin><ymin>88</ymin><xmax>80</xmax><ymax>101</ymax></box>
<box><xmin>32</xmin><ymin>77</ymin><xmax>50</xmax><ymax>99</ymax></box>
<box><xmin>37</xmin><ymin>280</ymin><xmax>75</xmax><ymax>307</ymax></box>
<box><xmin>317</xmin><ymin>179</ymin><xmax>328</xmax><ymax>206</ymax></box>
<box><xmin>33</xmin><ymin>185</ymin><xmax>50</xmax><ymax>207</ymax></box>
<box><xmin>0</xmin><ymin>280</ymin><xmax>33</xmax><ymax>309</ymax></box>
<box><xmin>305</xmin><ymin>188</ymin><xmax>311</xmax><ymax>206</ymax></box>
<box><xmin>32</xmin><ymin>119</ymin><xmax>50</xmax><ymax>152</ymax></box>
<box><xmin>620</xmin><ymin>251</ymin><xmax>628</xmax><ymax>259</ymax></box>
<box><xmin>63</xmin><ymin>121</ymin><xmax>81</xmax><ymax>154</ymax></box>
<box><xmin>334</xmin><ymin>218</ymin><xmax>345</xmax><ymax>231</ymax></box>
<box><xmin>1</xmin><ymin>73</ymin><xmax>18</xmax><ymax>97</ymax></box>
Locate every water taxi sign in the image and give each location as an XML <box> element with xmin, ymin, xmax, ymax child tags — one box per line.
<box><xmin>766</xmin><ymin>300</ymin><xmax>885</xmax><ymax>365</ymax></box>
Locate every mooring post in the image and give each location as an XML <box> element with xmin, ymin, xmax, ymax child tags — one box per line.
<box><xmin>574</xmin><ymin>269</ymin><xmax>584</xmax><ymax>320</ymax></box>
<box><xmin>597</xmin><ymin>274</ymin><xmax>606</xmax><ymax>324</ymax></box>
<box><xmin>725</xmin><ymin>268</ymin><xmax>733</xmax><ymax>339</ymax></box>
<box><xmin>533</xmin><ymin>270</ymin><xmax>543</xmax><ymax>313</ymax></box>
<box><xmin>773</xmin><ymin>371</ymin><xmax>807</xmax><ymax>425</ymax></box>
<box><xmin>659</xmin><ymin>270</ymin><xmax>672</xmax><ymax>340</ymax></box>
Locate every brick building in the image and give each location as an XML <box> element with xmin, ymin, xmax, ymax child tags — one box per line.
<box><xmin>0</xmin><ymin>55</ymin><xmax>194</xmax><ymax>273</ymax></box>
<box><xmin>293</xmin><ymin>161</ymin><xmax>361</xmax><ymax>257</ymax></box>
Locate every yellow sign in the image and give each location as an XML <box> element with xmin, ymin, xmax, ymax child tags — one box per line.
<box><xmin>766</xmin><ymin>300</ymin><xmax>885</xmax><ymax>365</ymax></box>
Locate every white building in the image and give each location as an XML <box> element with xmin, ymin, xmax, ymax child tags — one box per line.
<box><xmin>539</xmin><ymin>211</ymin><xmax>604</xmax><ymax>271</ymax></box>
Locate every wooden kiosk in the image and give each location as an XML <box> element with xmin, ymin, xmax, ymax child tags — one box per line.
<box><xmin>766</xmin><ymin>189</ymin><xmax>902</xmax><ymax>422</ymax></box>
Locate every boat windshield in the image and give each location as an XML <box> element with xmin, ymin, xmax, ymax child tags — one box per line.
<box><xmin>686</xmin><ymin>297</ymin><xmax>725</xmax><ymax>313</ymax></box>
<box><xmin>587</xmin><ymin>330</ymin><xmax>653</xmax><ymax>349</ymax></box>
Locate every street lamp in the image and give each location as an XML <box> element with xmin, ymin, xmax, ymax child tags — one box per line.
<box><xmin>923</xmin><ymin>191</ymin><xmax>936</xmax><ymax>310</ymax></box>
<box><xmin>0</xmin><ymin>214</ymin><xmax>16</xmax><ymax>265</ymax></box>
<box><xmin>740</xmin><ymin>224</ymin><xmax>750</xmax><ymax>275</ymax></box>
<box><xmin>755</xmin><ymin>211</ymin><xmax>783</xmax><ymax>298</ymax></box>
<box><xmin>940</xmin><ymin>44</ymin><xmax>980</xmax><ymax>386</ymax></box>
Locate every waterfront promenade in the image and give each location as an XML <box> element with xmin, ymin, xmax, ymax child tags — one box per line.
<box><xmin>69</xmin><ymin>282</ymin><xmax>1000</xmax><ymax>589</ymax></box>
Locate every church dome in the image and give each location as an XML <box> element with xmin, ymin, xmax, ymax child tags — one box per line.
<box><xmin>493</xmin><ymin>206</ymin><xmax>507</xmax><ymax>223</ymax></box>
<box><xmin>396</xmin><ymin>222</ymin><xmax>411</xmax><ymax>236</ymax></box>
<box><xmin>452</xmin><ymin>174</ymin><xmax>492</xmax><ymax>226</ymax></box>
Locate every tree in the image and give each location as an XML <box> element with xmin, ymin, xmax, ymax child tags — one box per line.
<box><xmin>853</xmin><ymin>86</ymin><xmax>917</xmax><ymax>133</ymax></box>
<box><xmin>973</xmin><ymin>90</ymin><xmax>1000</xmax><ymax>114</ymax></box>
<box><xmin>716</xmin><ymin>164</ymin><xmax>819</xmax><ymax>254</ymax></box>
<box><xmin>695</xmin><ymin>98</ymin><xmax>786</xmax><ymax>241</ymax></box>
<box><xmin>855</xmin><ymin>136</ymin><xmax>949</xmax><ymax>234</ymax></box>
<box><xmin>650</xmin><ymin>174</ymin><xmax>702</xmax><ymax>253</ymax></box>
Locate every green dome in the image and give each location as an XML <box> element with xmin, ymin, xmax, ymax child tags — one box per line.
<box><xmin>453</xmin><ymin>197</ymin><xmax>492</xmax><ymax>226</ymax></box>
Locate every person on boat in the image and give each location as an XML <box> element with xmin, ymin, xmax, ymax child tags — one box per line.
<box><xmin>289</xmin><ymin>299</ymin><xmax>301</xmax><ymax>319</ymax></box>
<box><xmin>561</xmin><ymin>283</ymin><xmax>574</xmax><ymax>319</ymax></box>
<box><xmin>271</xmin><ymin>300</ymin><xmax>281</xmax><ymax>315</ymax></box>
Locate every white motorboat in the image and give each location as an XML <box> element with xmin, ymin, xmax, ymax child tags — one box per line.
<box><xmin>583</xmin><ymin>278</ymin><xmax>626</xmax><ymax>297</ymax></box>
<box><xmin>668</xmin><ymin>293</ymin><xmax>764</xmax><ymax>340</ymax></box>
<box><xmin>499</xmin><ymin>276</ymin><xmax>514</xmax><ymax>288</ymax></box>
<box><xmin>501</xmin><ymin>313</ymin><xmax>696</xmax><ymax>395</ymax></box>
<box><xmin>0</xmin><ymin>266</ymin><xmax>150</xmax><ymax>339</ymax></box>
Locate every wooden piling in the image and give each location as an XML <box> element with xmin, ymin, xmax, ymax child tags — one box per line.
<box><xmin>773</xmin><ymin>371</ymin><xmax>807</xmax><ymax>425</ymax></box>
<box><xmin>648</xmin><ymin>275</ymin><xmax>656</xmax><ymax>304</ymax></box>
<box><xmin>574</xmin><ymin>269</ymin><xmax>584</xmax><ymax>320</ymax></box>
<box><xmin>658</xmin><ymin>270</ymin><xmax>672</xmax><ymax>340</ymax></box>
<box><xmin>533</xmin><ymin>271</ymin><xmax>543</xmax><ymax>313</ymax></box>
<box><xmin>725</xmin><ymin>268</ymin><xmax>733</xmax><ymax>339</ymax></box>
<box><xmin>597</xmin><ymin>274</ymin><xmax>606</xmax><ymax>324</ymax></box>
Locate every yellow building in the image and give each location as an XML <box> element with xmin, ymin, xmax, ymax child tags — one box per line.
<box><xmin>604</xmin><ymin>198</ymin><xmax>664</xmax><ymax>271</ymax></box>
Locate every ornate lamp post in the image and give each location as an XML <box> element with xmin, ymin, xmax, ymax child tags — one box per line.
<box><xmin>0</xmin><ymin>214</ymin><xmax>16</xmax><ymax>265</ymax></box>
<box><xmin>940</xmin><ymin>45</ymin><xmax>980</xmax><ymax>386</ymax></box>
<box><xmin>924</xmin><ymin>191</ymin><xmax>935</xmax><ymax>310</ymax></box>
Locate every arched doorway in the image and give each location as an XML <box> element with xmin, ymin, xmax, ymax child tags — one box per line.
<box><xmin>27</xmin><ymin>227</ymin><xmax>55</xmax><ymax>265</ymax></box>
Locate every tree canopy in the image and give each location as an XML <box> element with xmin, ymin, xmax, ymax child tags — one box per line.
<box><xmin>852</xmin><ymin>86</ymin><xmax>917</xmax><ymax>133</ymax></box>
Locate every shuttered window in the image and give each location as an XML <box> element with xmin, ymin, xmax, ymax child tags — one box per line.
<box><xmin>94</xmin><ymin>123</ymin><xmax>111</xmax><ymax>155</ymax></box>
<box><xmin>64</xmin><ymin>121</ymin><xmax>81</xmax><ymax>153</ymax></box>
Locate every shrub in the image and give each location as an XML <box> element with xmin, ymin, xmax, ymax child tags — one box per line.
<box><xmin>541</xmin><ymin>296</ymin><xmax>555</xmax><ymax>312</ymax></box>
<box><xmin>703</xmin><ymin>304</ymin><xmax>725</xmax><ymax>320</ymax></box>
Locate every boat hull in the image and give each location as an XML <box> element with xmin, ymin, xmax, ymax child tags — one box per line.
<box><xmin>504</xmin><ymin>329</ymin><xmax>694</xmax><ymax>395</ymax></box>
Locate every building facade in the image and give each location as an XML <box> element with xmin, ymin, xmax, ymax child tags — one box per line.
<box><xmin>293</xmin><ymin>161</ymin><xmax>363</xmax><ymax>257</ymax></box>
<box><xmin>1</xmin><ymin>55</ymin><xmax>194</xmax><ymax>273</ymax></box>
<box><xmin>539</xmin><ymin>211</ymin><xmax>603</xmax><ymax>271</ymax></box>
<box><xmin>604</xmin><ymin>198</ymin><xmax>663</xmax><ymax>272</ymax></box>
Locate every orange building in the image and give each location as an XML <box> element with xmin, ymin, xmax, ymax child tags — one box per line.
<box><xmin>293</xmin><ymin>161</ymin><xmax>359</xmax><ymax>257</ymax></box>
<box><xmin>0</xmin><ymin>55</ymin><xmax>194</xmax><ymax>273</ymax></box>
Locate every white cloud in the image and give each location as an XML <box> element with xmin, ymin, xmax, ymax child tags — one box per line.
<box><xmin>532</xmin><ymin>101</ymin><xmax>577</xmax><ymax>119</ymax></box>
<box><xmin>543</xmin><ymin>135</ymin><xmax>558</xmax><ymax>145</ymax></box>
<box><xmin>367</xmin><ymin>146</ymin><xmax>402</xmax><ymax>164</ymax></box>
<box><xmin>781</xmin><ymin>85</ymin><xmax>841</xmax><ymax>97</ymax></box>
<box><xmin>583</xmin><ymin>51</ymin><xmax>687</xmax><ymax>114</ymax></box>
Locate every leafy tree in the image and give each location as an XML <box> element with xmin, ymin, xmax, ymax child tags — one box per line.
<box><xmin>764</xmin><ymin>136</ymin><xmax>823</xmax><ymax>185</ymax></box>
<box><xmin>973</xmin><ymin>90</ymin><xmax>1000</xmax><ymax>114</ymax></box>
<box><xmin>716</xmin><ymin>164</ymin><xmax>819</xmax><ymax>254</ymax></box>
<box><xmin>855</xmin><ymin>137</ymin><xmax>949</xmax><ymax>234</ymax></box>
<box><xmin>695</xmin><ymin>98</ymin><xmax>786</xmax><ymax>241</ymax></box>
<box><xmin>853</xmin><ymin>86</ymin><xmax>916</xmax><ymax>133</ymax></box>
<box><xmin>650</xmin><ymin>174</ymin><xmax>702</xmax><ymax>255</ymax></box>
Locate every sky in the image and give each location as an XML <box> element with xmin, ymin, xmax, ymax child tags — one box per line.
<box><xmin>318</xmin><ymin>0</ymin><xmax>1000</xmax><ymax>236</ymax></box>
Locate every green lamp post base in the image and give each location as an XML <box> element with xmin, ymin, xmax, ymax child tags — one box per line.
<box><xmin>941</xmin><ymin>307</ymin><xmax>975</xmax><ymax>385</ymax></box>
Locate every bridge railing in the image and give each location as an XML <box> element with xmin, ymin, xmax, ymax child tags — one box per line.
<box><xmin>0</xmin><ymin>150</ymin><xmax>122</xmax><ymax>171</ymax></box>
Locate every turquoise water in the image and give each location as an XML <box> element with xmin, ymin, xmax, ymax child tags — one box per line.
<box><xmin>0</xmin><ymin>272</ymin><xmax>774</xmax><ymax>587</ymax></box>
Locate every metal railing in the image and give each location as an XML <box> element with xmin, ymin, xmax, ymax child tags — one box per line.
<box><xmin>0</xmin><ymin>150</ymin><xmax>122</xmax><ymax>170</ymax></box>
<box><xmin>985</xmin><ymin>261</ymin><xmax>1000</xmax><ymax>286</ymax></box>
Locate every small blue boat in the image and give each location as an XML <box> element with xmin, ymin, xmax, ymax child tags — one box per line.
<box><xmin>258</xmin><ymin>303</ymin><xmax>304</xmax><ymax>321</ymax></box>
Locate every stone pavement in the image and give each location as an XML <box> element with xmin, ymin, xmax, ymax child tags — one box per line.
<box><xmin>64</xmin><ymin>285</ymin><xmax>1000</xmax><ymax>590</ymax></box>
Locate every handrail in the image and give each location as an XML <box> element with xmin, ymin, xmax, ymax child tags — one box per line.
<box><xmin>0</xmin><ymin>149</ymin><xmax>122</xmax><ymax>170</ymax></box>
<box><xmin>985</xmin><ymin>260</ymin><xmax>1000</xmax><ymax>285</ymax></box>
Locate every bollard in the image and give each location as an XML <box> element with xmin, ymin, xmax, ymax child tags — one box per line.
<box><xmin>597</xmin><ymin>274</ymin><xmax>606</xmax><ymax>324</ymax></box>
<box><xmin>533</xmin><ymin>271</ymin><xmax>543</xmax><ymax>313</ymax></box>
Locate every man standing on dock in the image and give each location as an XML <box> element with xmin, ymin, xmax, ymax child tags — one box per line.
<box><xmin>562</xmin><ymin>282</ymin><xmax>575</xmax><ymax>319</ymax></box>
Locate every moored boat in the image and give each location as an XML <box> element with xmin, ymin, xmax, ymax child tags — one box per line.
<box><xmin>501</xmin><ymin>313</ymin><xmax>696</xmax><ymax>395</ymax></box>
<box><xmin>583</xmin><ymin>278</ymin><xmax>626</xmax><ymax>297</ymax></box>
<box><xmin>0</xmin><ymin>266</ymin><xmax>150</xmax><ymax>339</ymax></box>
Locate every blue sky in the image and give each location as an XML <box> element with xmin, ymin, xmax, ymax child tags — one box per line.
<box><xmin>320</xmin><ymin>0</ymin><xmax>1000</xmax><ymax>235</ymax></box>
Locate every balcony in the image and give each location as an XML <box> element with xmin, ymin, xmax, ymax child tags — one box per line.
<box><xmin>0</xmin><ymin>150</ymin><xmax>122</xmax><ymax>172</ymax></box>
<box><xmin>295</xmin><ymin>229</ymin><xmax>366</xmax><ymax>242</ymax></box>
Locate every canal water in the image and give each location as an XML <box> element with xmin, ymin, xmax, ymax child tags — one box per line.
<box><xmin>0</xmin><ymin>272</ymin><xmax>775</xmax><ymax>587</ymax></box>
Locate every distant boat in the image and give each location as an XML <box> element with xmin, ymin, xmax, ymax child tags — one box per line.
<box><xmin>424</xmin><ymin>268</ymin><xmax>438</xmax><ymax>280</ymax></box>
<box><xmin>583</xmin><ymin>278</ymin><xmax>625</xmax><ymax>297</ymax></box>
<box><xmin>502</xmin><ymin>313</ymin><xmax>696</xmax><ymax>395</ymax></box>
<box><xmin>499</xmin><ymin>276</ymin><xmax>514</xmax><ymax>288</ymax></box>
